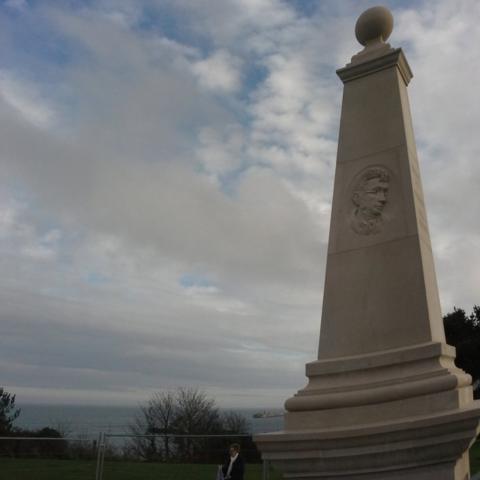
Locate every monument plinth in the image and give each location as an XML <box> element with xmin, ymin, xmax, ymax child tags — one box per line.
<box><xmin>255</xmin><ymin>6</ymin><xmax>480</xmax><ymax>479</ymax></box>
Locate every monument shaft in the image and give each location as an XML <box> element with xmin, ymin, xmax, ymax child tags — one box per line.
<box><xmin>255</xmin><ymin>7</ymin><xmax>480</xmax><ymax>479</ymax></box>
<box><xmin>320</xmin><ymin>49</ymin><xmax>444</xmax><ymax>359</ymax></box>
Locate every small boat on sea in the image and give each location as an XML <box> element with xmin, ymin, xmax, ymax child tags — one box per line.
<box><xmin>252</xmin><ymin>410</ymin><xmax>282</xmax><ymax>419</ymax></box>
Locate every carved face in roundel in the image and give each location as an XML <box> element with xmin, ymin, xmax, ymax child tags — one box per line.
<box><xmin>353</xmin><ymin>176</ymin><xmax>389</xmax><ymax>216</ymax></box>
<box><xmin>350</xmin><ymin>167</ymin><xmax>390</xmax><ymax>235</ymax></box>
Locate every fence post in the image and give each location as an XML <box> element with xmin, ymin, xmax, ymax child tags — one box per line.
<box><xmin>99</xmin><ymin>433</ymin><xmax>107</xmax><ymax>480</ymax></box>
<box><xmin>95</xmin><ymin>432</ymin><xmax>105</xmax><ymax>480</ymax></box>
<box><xmin>262</xmin><ymin>458</ymin><xmax>269</xmax><ymax>480</ymax></box>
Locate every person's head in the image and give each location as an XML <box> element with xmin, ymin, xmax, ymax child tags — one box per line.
<box><xmin>229</xmin><ymin>443</ymin><xmax>240</xmax><ymax>457</ymax></box>
<box><xmin>352</xmin><ymin>167</ymin><xmax>390</xmax><ymax>217</ymax></box>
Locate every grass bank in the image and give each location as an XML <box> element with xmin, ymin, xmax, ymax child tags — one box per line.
<box><xmin>471</xmin><ymin>440</ymin><xmax>480</xmax><ymax>474</ymax></box>
<box><xmin>0</xmin><ymin>458</ymin><xmax>281</xmax><ymax>480</ymax></box>
<box><xmin>0</xmin><ymin>444</ymin><xmax>478</xmax><ymax>480</ymax></box>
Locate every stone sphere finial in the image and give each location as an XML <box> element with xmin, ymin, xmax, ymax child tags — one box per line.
<box><xmin>355</xmin><ymin>6</ymin><xmax>394</xmax><ymax>46</ymax></box>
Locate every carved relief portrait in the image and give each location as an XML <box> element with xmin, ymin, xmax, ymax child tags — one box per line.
<box><xmin>349</xmin><ymin>166</ymin><xmax>390</xmax><ymax>235</ymax></box>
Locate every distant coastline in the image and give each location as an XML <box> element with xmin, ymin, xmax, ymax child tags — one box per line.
<box><xmin>15</xmin><ymin>404</ymin><xmax>284</xmax><ymax>438</ymax></box>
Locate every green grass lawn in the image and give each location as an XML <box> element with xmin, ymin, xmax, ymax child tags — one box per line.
<box><xmin>103</xmin><ymin>461</ymin><xmax>281</xmax><ymax>480</ymax></box>
<box><xmin>0</xmin><ymin>458</ymin><xmax>281</xmax><ymax>480</ymax></box>
<box><xmin>0</xmin><ymin>458</ymin><xmax>96</xmax><ymax>480</ymax></box>
<box><xmin>0</xmin><ymin>444</ymin><xmax>478</xmax><ymax>480</ymax></box>
<box><xmin>471</xmin><ymin>440</ymin><xmax>480</xmax><ymax>475</ymax></box>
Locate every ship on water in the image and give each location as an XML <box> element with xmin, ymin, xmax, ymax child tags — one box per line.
<box><xmin>252</xmin><ymin>410</ymin><xmax>283</xmax><ymax>419</ymax></box>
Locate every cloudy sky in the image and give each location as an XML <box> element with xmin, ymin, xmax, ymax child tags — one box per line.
<box><xmin>0</xmin><ymin>0</ymin><xmax>479</xmax><ymax>408</ymax></box>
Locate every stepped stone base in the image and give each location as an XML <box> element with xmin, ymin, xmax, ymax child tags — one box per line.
<box><xmin>255</xmin><ymin>407</ymin><xmax>480</xmax><ymax>479</ymax></box>
<box><xmin>254</xmin><ymin>343</ymin><xmax>480</xmax><ymax>479</ymax></box>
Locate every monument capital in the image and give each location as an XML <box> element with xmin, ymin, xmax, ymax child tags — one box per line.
<box><xmin>337</xmin><ymin>48</ymin><xmax>413</xmax><ymax>85</ymax></box>
<box><xmin>339</xmin><ymin>5</ymin><xmax>412</xmax><ymax>84</ymax></box>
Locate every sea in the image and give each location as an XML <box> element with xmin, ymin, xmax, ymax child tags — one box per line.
<box><xmin>14</xmin><ymin>404</ymin><xmax>284</xmax><ymax>440</ymax></box>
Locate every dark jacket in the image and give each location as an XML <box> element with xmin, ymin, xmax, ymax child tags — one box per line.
<box><xmin>222</xmin><ymin>454</ymin><xmax>245</xmax><ymax>480</ymax></box>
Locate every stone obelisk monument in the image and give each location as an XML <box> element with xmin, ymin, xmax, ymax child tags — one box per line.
<box><xmin>255</xmin><ymin>6</ymin><xmax>480</xmax><ymax>479</ymax></box>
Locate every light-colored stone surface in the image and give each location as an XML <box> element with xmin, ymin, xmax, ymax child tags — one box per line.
<box><xmin>355</xmin><ymin>6</ymin><xmax>394</xmax><ymax>46</ymax></box>
<box><xmin>257</xmin><ymin>406</ymin><xmax>479</xmax><ymax>479</ymax></box>
<box><xmin>254</xmin><ymin>6</ymin><xmax>480</xmax><ymax>479</ymax></box>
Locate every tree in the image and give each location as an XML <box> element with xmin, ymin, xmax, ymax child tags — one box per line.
<box><xmin>148</xmin><ymin>391</ymin><xmax>175</xmax><ymax>460</ymax></box>
<box><xmin>172</xmin><ymin>387</ymin><xmax>222</xmax><ymax>462</ymax></box>
<box><xmin>0</xmin><ymin>426</ymin><xmax>67</xmax><ymax>458</ymax></box>
<box><xmin>0</xmin><ymin>387</ymin><xmax>20</xmax><ymax>434</ymax></box>
<box><xmin>128</xmin><ymin>387</ymin><xmax>251</xmax><ymax>463</ymax></box>
<box><xmin>128</xmin><ymin>391</ymin><xmax>176</xmax><ymax>461</ymax></box>
<box><xmin>221</xmin><ymin>411</ymin><xmax>249</xmax><ymax>435</ymax></box>
<box><xmin>173</xmin><ymin>387</ymin><xmax>222</xmax><ymax>435</ymax></box>
<box><xmin>443</xmin><ymin>305</ymin><xmax>480</xmax><ymax>399</ymax></box>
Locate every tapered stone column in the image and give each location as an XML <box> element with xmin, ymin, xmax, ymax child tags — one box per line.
<box><xmin>255</xmin><ymin>6</ymin><xmax>480</xmax><ymax>479</ymax></box>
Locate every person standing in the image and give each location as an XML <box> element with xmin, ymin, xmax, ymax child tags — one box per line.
<box><xmin>221</xmin><ymin>443</ymin><xmax>245</xmax><ymax>480</ymax></box>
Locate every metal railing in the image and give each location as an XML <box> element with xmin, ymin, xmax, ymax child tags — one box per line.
<box><xmin>94</xmin><ymin>432</ymin><xmax>270</xmax><ymax>480</ymax></box>
<box><xmin>0</xmin><ymin>433</ymin><xmax>271</xmax><ymax>479</ymax></box>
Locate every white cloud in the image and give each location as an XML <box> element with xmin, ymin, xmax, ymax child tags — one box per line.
<box><xmin>4</xmin><ymin>0</ymin><xmax>27</xmax><ymax>11</ymax></box>
<box><xmin>21</xmin><ymin>229</ymin><xmax>61</xmax><ymax>261</ymax></box>
<box><xmin>0</xmin><ymin>71</ymin><xmax>56</xmax><ymax>129</ymax></box>
<box><xmin>196</xmin><ymin>124</ymin><xmax>245</xmax><ymax>175</ymax></box>
<box><xmin>395</xmin><ymin>0</ymin><xmax>480</xmax><ymax>310</ymax></box>
<box><xmin>0</xmin><ymin>204</ymin><xmax>17</xmax><ymax>237</ymax></box>
<box><xmin>192</xmin><ymin>50</ymin><xmax>242</xmax><ymax>92</ymax></box>
<box><xmin>0</xmin><ymin>0</ymin><xmax>478</xmax><ymax>408</ymax></box>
